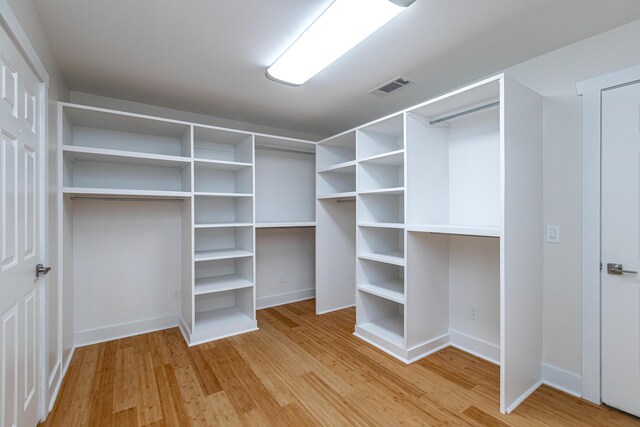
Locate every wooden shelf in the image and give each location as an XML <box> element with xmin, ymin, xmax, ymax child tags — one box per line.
<box><xmin>194</xmin><ymin>275</ymin><xmax>253</xmax><ymax>295</ymax></box>
<box><xmin>317</xmin><ymin>161</ymin><xmax>356</xmax><ymax>174</ymax></box>
<box><xmin>406</xmin><ymin>224</ymin><xmax>501</xmax><ymax>238</ymax></box>
<box><xmin>194</xmin><ymin>192</ymin><xmax>253</xmax><ymax>198</ymax></box>
<box><xmin>358</xmin><ymin>280</ymin><xmax>405</xmax><ymax>304</ymax></box>
<box><xmin>194</xmin><ymin>223</ymin><xmax>253</xmax><ymax>229</ymax></box>
<box><xmin>255</xmin><ymin>222</ymin><xmax>316</xmax><ymax>229</ymax></box>
<box><xmin>63</xmin><ymin>187</ymin><xmax>191</xmax><ymax>200</ymax></box>
<box><xmin>317</xmin><ymin>191</ymin><xmax>357</xmax><ymax>200</ymax></box>
<box><xmin>194</xmin><ymin>248</ymin><xmax>253</xmax><ymax>262</ymax></box>
<box><xmin>358</xmin><ymin>149</ymin><xmax>404</xmax><ymax>166</ymax></box>
<box><xmin>358</xmin><ymin>222</ymin><xmax>404</xmax><ymax>229</ymax></box>
<box><xmin>195</xmin><ymin>307</ymin><xmax>255</xmax><ymax>330</ymax></box>
<box><xmin>358</xmin><ymin>187</ymin><xmax>404</xmax><ymax>196</ymax></box>
<box><xmin>357</xmin><ymin>315</ymin><xmax>404</xmax><ymax>348</ymax></box>
<box><xmin>194</xmin><ymin>158</ymin><xmax>253</xmax><ymax>171</ymax></box>
<box><xmin>358</xmin><ymin>251</ymin><xmax>405</xmax><ymax>266</ymax></box>
<box><xmin>63</xmin><ymin>145</ymin><xmax>191</xmax><ymax>168</ymax></box>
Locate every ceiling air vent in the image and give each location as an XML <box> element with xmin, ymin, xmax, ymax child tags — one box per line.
<box><xmin>370</xmin><ymin>76</ymin><xmax>413</xmax><ymax>96</ymax></box>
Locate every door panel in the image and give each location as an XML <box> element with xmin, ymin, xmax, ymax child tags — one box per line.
<box><xmin>601</xmin><ymin>81</ymin><xmax>640</xmax><ymax>418</ymax></box>
<box><xmin>0</xmin><ymin>20</ymin><xmax>43</xmax><ymax>427</ymax></box>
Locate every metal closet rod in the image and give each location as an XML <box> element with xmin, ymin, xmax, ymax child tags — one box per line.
<box><xmin>255</xmin><ymin>145</ymin><xmax>316</xmax><ymax>156</ymax></box>
<box><xmin>69</xmin><ymin>197</ymin><xmax>186</xmax><ymax>202</ymax></box>
<box><xmin>429</xmin><ymin>101</ymin><xmax>500</xmax><ymax>126</ymax></box>
<box><xmin>336</xmin><ymin>198</ymin><xmax>355</xmax><ymax>203</ymax></box>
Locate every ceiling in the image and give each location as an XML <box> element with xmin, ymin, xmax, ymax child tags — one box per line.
<box><xmin>35</xmin><ymin>0</ymin><xmax>640</xmax><ymax>138</ymax></box>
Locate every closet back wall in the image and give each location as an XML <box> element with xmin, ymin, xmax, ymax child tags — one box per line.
<box><xmin>73</xmin><ymin>200</ymin><xmax>182</xmax><ymax>345</ymax></box>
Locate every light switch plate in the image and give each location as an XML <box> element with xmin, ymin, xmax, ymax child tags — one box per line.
<box><xmin>546</xmin><ymin>225</ymin><xmax>560</xmax><ymax>243</ymax></box>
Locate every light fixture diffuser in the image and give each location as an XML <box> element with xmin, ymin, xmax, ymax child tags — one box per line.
<box><xmin>267</xmin><ymin>0</ymin><xmax>415</xmax><ymax>86</ymax></box>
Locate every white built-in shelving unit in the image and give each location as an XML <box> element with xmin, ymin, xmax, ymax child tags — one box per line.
<box><xmin>315</xmin><ymin>74</ymin><xmax>543</xmax><ymax>414</ymax></box>
<box><xmin>59</xmin><ymin>103</ymin><xmax>316</xmax><ymax>347</ymax></box>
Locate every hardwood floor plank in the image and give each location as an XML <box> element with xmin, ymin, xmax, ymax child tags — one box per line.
<box><xmin>40</xmin><ymin>300</ymin><xmax>640</xmax><ymax>427</ymax></box>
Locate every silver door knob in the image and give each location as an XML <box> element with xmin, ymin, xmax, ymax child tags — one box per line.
<box><xmin>35</xmin><ymin>264</ymin><xmax>51</xmax><ymax>278</ymax></box>
<box><xmin>606</xmin><ymin>263</ymin><xmax>638</xmax><ymax>275</ymax></box>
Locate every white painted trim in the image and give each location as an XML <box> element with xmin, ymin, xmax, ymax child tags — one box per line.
<box><xmin>74</xmin><ymin>314</ymin><xmax>179</xmax><ymax>347</ymax></box>
<box><xmin>505</xmin><ymin>379</ymin><xmax>543</xmax><ymax>414</ymax></box>
<box><xmin>188</xmin><ymin>326</ymin><xmax>259</xmax><ymax>347</ymax></box>
<box><xmin>316</xmin><ymin>303</ymin><xmax>355</xmax><ymax>315</ymax></box>
<box><xmin>542</xmin><ymin>363</ymin><xmax>582</xmax><ymax>398</ymax></box>
<box><xmin>48</xmin><ymin>346</ymin><xmax>74</xmax><ymax>413</ymax></box>
<box><xmin>449</xmin><ymin>329</ymin><xmax>500</xmax><ymax>365</ymax></box>
<box><xmin>405</xmin><ymin>334</ymin><xmax>450</xmax><ymax>363</ymax></box>
<box><xmin>577</xmin><ymin>64</ymin><xmax>640</xmax><ymax>405</ymax></box>
<box><xmin>256</xmin><ymin>288</ymin><xmax>315</xmax><ymax>310</ymax></box>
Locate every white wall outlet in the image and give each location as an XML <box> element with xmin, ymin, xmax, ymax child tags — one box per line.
<box><xmin>172</xmin><ymin>289</ymin><xmax>181</xmax><ymax>301</ymax></box>
<box><xmin>546</xmin><ymin>225</ymin><xmax>560</xmax><ymax>243</ymax></box>
<box><xmin>278</xmin><ymin>273</ymin><xmax>286</xmax><ymax>283</ymax></box>
<box><xmin>469</xmin><ymin>305</ymin><xmax>479</xmax><ymax>321</ymax></box>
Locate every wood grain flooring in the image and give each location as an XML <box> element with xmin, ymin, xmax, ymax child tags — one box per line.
<box><xmin>41</xmin><ymin>300</ymin><xmax>640</xmax><ymax>426</ymax></box>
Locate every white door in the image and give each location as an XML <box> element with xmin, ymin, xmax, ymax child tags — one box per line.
<box><xmin>0</xmin><ymin>21</ymin><xmax>45</xmax><ymax>427</ymax></box>
<box><xmin>601</xmin><ymin>80</ymin><xmax>640</xmax><ymax>418</ymax></box>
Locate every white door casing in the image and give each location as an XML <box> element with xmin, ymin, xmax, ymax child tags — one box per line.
<box><xmin>0</xmin><ymin>18</ymin><xmax>45</xmax><ymax>427</ymax></box>
<box><xmin>600</xmin><ymin>81</ymin><xmax>640</xmax><ymax>417</ymax></box>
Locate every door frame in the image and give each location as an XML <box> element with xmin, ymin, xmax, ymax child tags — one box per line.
<box><xmin>0</xmin><ymin>0</ymin><xmax>51</xmax><ymax>421</ymax></box>
<box><xmin>577</xmin><ymin>64</ymin><xmax>640</xmax><ymax>405</ymax></box>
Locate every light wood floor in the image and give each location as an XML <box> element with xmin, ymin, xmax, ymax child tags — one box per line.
<box><xmin>42</xmin><ymin>299</ymin><xmax>639</xmax><ymax>426</ymax></box>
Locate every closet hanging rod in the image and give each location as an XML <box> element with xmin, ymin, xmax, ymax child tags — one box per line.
<box><xmin>69</xmin><ymin>197</ymin><xmax>186</xmax><ymax>202</ymax></box>
<box><xmin>255</xmin><ymin>145</ymin><xmax>316</xmax><ymax>155</ymax></box>
<box><xmin>429</xmin><ymin>101</ymin><xmax>500</xmax><ymax>126</ymax></box>
<box><xmin>336</xmin><ymin>198</ymin><xmax>355</xmax><ymax>203</ymax></box>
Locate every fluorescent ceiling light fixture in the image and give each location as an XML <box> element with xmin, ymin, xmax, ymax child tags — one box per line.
<box><xmin>267</xmin><ymin>0</ymin><xmax>415</xmax><ymax>86</ymax></box>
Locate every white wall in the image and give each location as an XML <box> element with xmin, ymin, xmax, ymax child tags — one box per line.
<box><xmin>256</xmin><ymin>228</ymin><xmax>316</xmax><ymax>309</ymax></box>
<box><xmin>503</xmin><ymin>19</ymin><xmax>640</xmax><ymax>384</ymax></box>
<box><xmin>6</xmin><ymin>0</ymin><xmax>71</xmax><ymax>411</ymax></box>
<box><xmin>72</xmin><ymin>201</ymin><xmax>182</xmax><ymax>344</ymax></box>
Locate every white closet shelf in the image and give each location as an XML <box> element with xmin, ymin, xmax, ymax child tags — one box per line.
<box><xmin>358</xmin><ymin>280</ymin><xmax>405</xmax><ymax>304</ymax></box>
<box><xmin>358</xmin><ymin>149</ymin><xmax>404</xmax><ymax>166</ymax></box>
<box><xmin>63</xmin><ymin>187</ymin><xmax>191</xmax><ymax>200</ymax></box>
<box><xmin>317</xmin><ymin>191</ymin><xmax>357</xmax><ymax>200</ymax></box>
<box><xmin>358</xmin><ymin>251</ymin><xmax>405</xmax><ymax>266</ymax></box>
<box><xmin>255</xmin><ymin>222</ymin><xmax>316</xmax><ymax>228</ymax></box>
<box><xmin>357</xmin><ymin>315</ymin><xmax>404</xmax><ymax>348</ymax></box>
<box><xmin>194</xmin><ymin>249</ymin><xmax>253</xmax><ymax>262</ymax></box>
<box><xmin>406</xmin><ymin>224</ymin><xmax>501</xmax><ymax>238</ymax></box>
<box><xmin>317</xmin><ymin>161</ymin><xmax>356</xmax><ymax>174</ymax></box>
<box><xmin>358</xmin><ymin>222</ymin><xmax>405</xmax><ymax>229</ymax></box>
<box><xmin>195</xmin><ymin>307</ymin><xmax>255</xmax><ymax>331</ymax></box>
<box><xmin>63</xmin><ymin>145</ymin><xmax>191</xmax><ymax>168</ymax></box>
<box><xmin>193</xmin><ymin>158</ymin><xmax>253</xmax><ymax>171</ymax></box>
<box><xmin>358</xmin><ymin>187</ymin><xmax>404</xmax><ymax>196</ymax></box>
<box><xmin>194</xmin><ymin>274</ymin><xmax>254</xmax><ymax>295</ymax></box>
<box><xmin>194</xmin><ymin>192</ymin><xmax>253</xmax><ymax>198</ymax></box>
<box><xmin>194</xmin><ymin>223</ymin><xmax>253</xmax><ymax>229</ymax></box>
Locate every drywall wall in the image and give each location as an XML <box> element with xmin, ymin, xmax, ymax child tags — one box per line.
<box><xmin>504</xmin><ymin>19</ymin><xmax>640</xmax><ymax>390</ymax></box>
<box><xmin>255</xmin><ymin>228</ymin><xmax>316</xmax><ymax>309</ymax></box>
<box><xmin>72</xmin><ymin>201</ymin><xmax>182</xmax><ymax>344</ymax></box>
<box><xmin>6</xmin><ymin>0</ymin><xmax>71</xmax><ymax>411</ymax></box>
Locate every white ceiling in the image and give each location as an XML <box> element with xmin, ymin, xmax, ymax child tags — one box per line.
<box><xmin>35</xmin><ymin>0</ymin><xmax>640</xmax><ymax>138</ymax></box>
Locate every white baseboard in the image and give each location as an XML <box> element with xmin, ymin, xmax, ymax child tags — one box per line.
<box><xmin>406</xmin><ymin>334</ymin><xmax>451</xmax><ymax>363</ymax></box>
<box><xmin>449</xmin><ymin>329</ymin><xmax>500</xmax><ymax>365</ymax></box>
<box><xmin>505</xmin><ymin>379</ymin><xmax>544</xmax><ymax>414</ymax></box>
<box><xmin>316</xmin><ymin>303</ymin><xmax>355</xmax><ymax>315</ymax></box>
<box><xmin>74</xmin><ymin>314</ymin><xmax>178</xmax><ymax>347</ymax></box>
<box><xmin>256</xmin><ymin>288</ymin><xmax>315</xmax><ymax>310</ymax></box>
<box><xmin>542</xmin><ymin>363</ymin><xmax>582</xmax><ymax>398</ymax></box>
<box><xmin>47</xmin><ymin>346</ymin><xmax>75</xmax><ymax>413</ymax></box>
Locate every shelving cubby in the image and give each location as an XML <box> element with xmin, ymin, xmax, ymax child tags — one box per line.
<box><xmin>193</xmin><ymin>126</ymin><xmax>253</xmax><ymax>163</ymax></box>
<box><xmin>316</xmin><ymin>131</ymin><xmax>356</xmax><ymax>170</ymax></box>
<box><xmin>194</xmin><ymin>226</ymin><xmax>254</xmax><ymax>262</ymax></box>
<box><xmin>194</xmin><ymin>195</ymin><xmax>253</xmax><ymax>226</ymax></box>
<box><xmin>357</xmin><ymin>226</ymin><xmax>405</xmax><ymax>266</ymax></box>
<box><xmin>357</xmin><ymin>114</ymin><xmax>404</xmax><ymax>159</ymax></box>
<box><xmin>358</xmin><ymin>192</ymin><xmax>404</xmax><ymax>227</ymax></box>
<box><xmin>194</xmin><ymin>257</ymin><xmax>254</xmax><ymax>295</ymax></box>
<box><xmin>357</xmin><ymin>259</ymin><xmax>404</xmax><ymax>304</ymax></box>
<box><xmin>192</xmin><ymin>287</ymin><xmax>257</xmax><ymax>345</ymax></box>
<box><xmin>193</xmin><ymin>161</ymin><xmax>253</xmax><ymax>195</ymax></box>
<box><xmin>355</xmin><ymin>292</ymin><xmax>405</xmax><ymax>351</ymax></box>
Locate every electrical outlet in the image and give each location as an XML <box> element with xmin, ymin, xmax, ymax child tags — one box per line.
<box><xmin>278</xmin><ymin>273</ymin><xmax>286</xmax><ymax>284</ymax></box>
<box><xmin>469</xmin><ymin>306</ymin><xmax>479</xmax><ymax>321</ymax></box>
<box><xmin>172</xmin><ymin>289</ymin><xmax>181</xmax><ymax>301</ymax></box>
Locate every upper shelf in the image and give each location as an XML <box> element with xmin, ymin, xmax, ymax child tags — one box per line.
<box><xmin>406</xmin><ymin>224</ymin><xmax>501</xmax><ymax>238</ymax></box>
<box><xmin>63</xmin><ymin>145</ymin><xmax>191</xmax><ymax>168</ymax></box>
<box><xmin>63</xmin><ymin>187</ymin><xmax>191</xmax><ymax>200</ymax></box>
<box><xmin>358</xmin><ymin>150</ymin><xmax>404</xmax><ymax>166</ymax></box>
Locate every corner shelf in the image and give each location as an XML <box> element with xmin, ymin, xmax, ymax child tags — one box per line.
<box><xmin>194</xmin><ymin>249</ymin><xmax>253</xmax><ymax>262</ymax></box>
<box><xmin>406</xmin><ymin>224</ymin><xmax>501</xmax><ymax>238</ymax></box>
<box><xmin>194</xmin><ymin>275</ymin><xmax>254</xmax><ymax>295</ymax></box>
<box><xmin>358</xmin><ymin>280</ymin><xmax>405</xmax><ymax>304</ymax></box>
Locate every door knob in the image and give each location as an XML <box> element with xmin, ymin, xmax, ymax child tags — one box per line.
<box><xmin>35</xmin><ymin>264</ymin><xmax>51</xmax><ymax>278</ymax></box>
<box><xmin>606</xmin><ymin>263</ymin><xmax>638</xmax><ymax>275</ymax></box>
